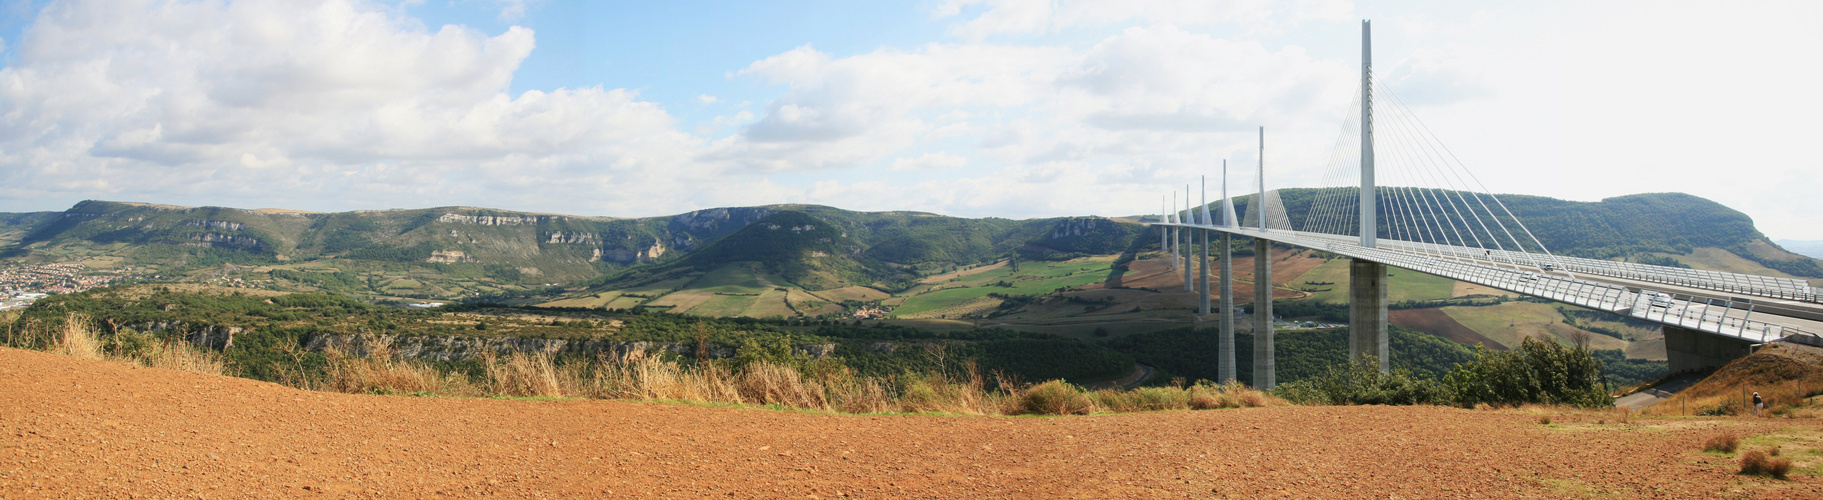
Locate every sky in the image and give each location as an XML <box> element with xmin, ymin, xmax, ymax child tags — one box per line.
<box><xmin>1</xmin><ymin>0</ymin><xmax>1820</xmax><ymax>239</ymax></box>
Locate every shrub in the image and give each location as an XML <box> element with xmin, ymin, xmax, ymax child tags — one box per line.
<box><xmin>1704</xmin><ymin>434</ymin><xmax>1740</xmax><ymax>454</ymax></box>
<box><xmin>1187</xmin><ymin>390</ymin><xmax>1225</xmax><ymax>410</ymax></box>
<box><xmin>1739</xmin><ymin>449</ymin><xmax>1792</xmax><ymax>479</ymax></box>
<box><xmin>1445</xmin><ymin>337</ymin><xmax>1611</xmax><ymax>408</ymax></box>
<box><xmin>1270</xmin><ymin>356</ymin><xmax>1448</xmax><ymax>406</ymax></box>
<box><xmin>1020</xmin><ymin>380</ymin><xmax>1096</xmax><ymax>415</ymax></box>
<box><xmin>1697</xmin><ymin>401</ymin><xmax>1740</xmax><ymax>416</ymax></box>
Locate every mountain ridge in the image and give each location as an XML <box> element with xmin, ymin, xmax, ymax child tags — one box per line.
<box><xmin>0</xmin><ymin>200</ymin><xmax>1140</xmax><ymax>299</ymax></box>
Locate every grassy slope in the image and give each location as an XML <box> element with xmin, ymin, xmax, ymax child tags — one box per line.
<box><xmin>1440</xmin><ymin>302</ymin><xmax>1629</xmax><ymax>352</ymax></box>
<box><xmin>1297</xmin><ymin>259</ymin><xmax>1456</xmax><ymax>304</ymax></box>
<box><xmin>1643</xmin><ymin>247</ymin><xmax>1822</xmax><ymax>286</ymax></box>
<box><xmin>892</xmin><ymin>258</ymin><xmax>1113</xmax><ymax>316</ymax></box>
<box><xmin>1649</xmin><ymin>343</ymin><xmax>1823</xmax><ymax>416</ymax></box>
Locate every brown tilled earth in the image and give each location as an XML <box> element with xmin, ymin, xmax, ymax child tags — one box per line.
<box><xmin>3</xmin><ymin>347</ymin><xmax>1821</xmax><ymax>499</ymax></box>
<box><xmin>1390</xmin><ymin>308</ymin><xmax>1507</xmax><ymax>350</ymax></box>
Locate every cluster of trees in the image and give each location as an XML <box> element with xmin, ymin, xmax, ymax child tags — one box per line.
<box><xmin>1272</xmin><ymin>337</ymin><xmax>1614</xmax><ymax>408</ymax></box>
<box><xmin>1101</xmin><ymin>325</ymin><xmax>1477</xmax><ymax>387</ymax></box>
<box><xmin>6</xmin><ymin>288</ymin><xmax>1140</xmax><ymax>388</ymax></box>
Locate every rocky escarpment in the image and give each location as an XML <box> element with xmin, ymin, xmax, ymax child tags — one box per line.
<box><xmin>1047</xmin><ymin>217</ymin><xmax>1109</xmax><ymax>239</ymax></box>
<box><xmin>436</xmin><ymin>213</ymin><xmax>555</xmax><ymax>226</ymax></box>
<box><xmin>183</xmin><ymin>233</ymin><xmax>261</xmax><ymax>248</ymax></box>
<box><xmin>121</xmin><ymin>322</ymin><xmax>244</xmax><ymax>350</ymax></box>
<box><xmin>180</xmin><ymin>220</ymin><xmax>245</xmax><ymax>231</ymax></box>
<box><xmin>303</xmin><ymin>333</ymin><xmax>839</xmax><ymax>362</ymax></box>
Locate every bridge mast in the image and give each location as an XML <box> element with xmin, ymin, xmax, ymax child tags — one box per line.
<box><xmin>1360</xmin><ymin>19</ymin><xmax>1376</xmax><ymax>248</ymax></box>
<box><xmin>1199</xmin><ymin>176</ymin><xmax>1210</xmax><ymax>316</ymax></box>
<box><xmin>1349</xmin><ymin>19</ymin><xmax>1390</xmax><ymax>373</ymax></box>
<box><xmin>1219</xmin><ymin>160</ymin><xmax>1236</xmax><ymax>385</ymax></box>
<box><xmin>1252</xmin><ymin>127</ymin><xmax>1275</xmax><ymax>389</ymax></box>
<box><xmin>1184</xmin><ymin>184</ymin><xmax>1194</xmax><ymax>292</ymax></box>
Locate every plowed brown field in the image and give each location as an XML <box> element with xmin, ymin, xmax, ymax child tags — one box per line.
<box><xmin>3</xmin><ymin>347</ymin><xmax>1819</xmax><ymax>498</ymax></box>
<box><xmin>1390</xmin><ymin>308</ymin><xmax>1507</xmax><ymax>350</ymax></box>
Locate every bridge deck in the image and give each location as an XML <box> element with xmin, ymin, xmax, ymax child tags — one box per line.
<box><xmin>1156</xmin><ymin>223</ymin><xmax>1822</xmax><ymax>344</ymax></box>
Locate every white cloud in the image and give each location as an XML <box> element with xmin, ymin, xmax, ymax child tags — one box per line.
<box><xmin>488</xmin><ymin>0</ymin><xmax>539</xmax><ymax>20</ymax></box>
<box><xmin>705</xmin><ymin>43</ymin><xmax>1076</xmax><ymax>173</ymax></box>
<box><xmin>0</xmin><ymin>0</ymin><xmax>703</xmax><ymax>215</ymax></box>
<box><xmin>890</xmin><ymin>152</ymin><xmax>969</xmax><ymax>171</ymax></box>
<box><xmin>931</xmin><ymin>0</ymin><xmax>1350</xmax><ymax>39</ymax></box>
<box><xmin>14</xmin><ymin>0</ymin><xmax>1815</xmax><ymax>242</ymax></box>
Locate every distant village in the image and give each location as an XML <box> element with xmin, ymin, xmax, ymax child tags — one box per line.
<box><xmin>0</xmin><ymin>263</ymin><xmax>138</xmax><ymax>310</ymax></box>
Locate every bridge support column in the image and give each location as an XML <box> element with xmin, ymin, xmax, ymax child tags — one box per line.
<box><xmin>1664</xmin><ymin>326</ymin><xmax>1755</xmax><ymax>373</ymax></box>
<box><xmin>1198</xmin><ymin>230</ymin><xmax>1210</xmax><ymax>315</ymax></box>
<box><xmin>1251</xmin><ymin>239</ymin><xmax>1274</xmax><ymax>387</ymax></box>
<box><xmin>1169</xmin><ymin>227</ymin><xmax>1178</xmax><ymax>270</ymax></box>
<box><xmin>1219</xmin><ymin>233</ymin><xmax>1235</xmax><ymax>384</ymax></box>
<box><xmin>1183</xmin><ymin>229</ymin><xmax>1194</xmax><ymax>292</ymax></box>
<box><xmin>1349</xmin><ymin>259</ymin><xmax>1389</xmax><ymax>372</ymax></box>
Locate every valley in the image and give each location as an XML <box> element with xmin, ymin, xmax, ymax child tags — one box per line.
<box><xmin>6</xmin><ymin>191</ymin><xmax>1823</xmax><ymax>391</ymax></box>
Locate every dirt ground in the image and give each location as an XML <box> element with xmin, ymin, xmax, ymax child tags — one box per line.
<box><xmin>1390</xmin><ymin>308</ymin><xmax>1507</xmax><ymax>350</ymax></box>
<box><xmin>3</xmin><ymin>347</ymin><xmax>1821</xmax><ymax>499</ymax></box>
<box><xmin>1117</xmin><ymin>249</ymin><xmax>1314</xmax><ymax>306</ymax></box>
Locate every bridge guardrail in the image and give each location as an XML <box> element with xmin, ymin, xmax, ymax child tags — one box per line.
<box><xmin>1163</xmin><ymin>223</ymin><xmax>1811</xmax><ymax>343</ymax></box>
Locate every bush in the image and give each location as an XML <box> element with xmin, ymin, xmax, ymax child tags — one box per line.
<box><xmin>1020</xmin><ymin>380</ymin><xmax>1096</xmax><ymax>415</ymax></box>
<box><xmin>1739</xmin><ymin>449</ymin><xmax>1792</xmax><ymax>479</ymax></box>
<box><xmin>1704</xmin><ymin>434</ymin><xmax>1740</xmax><ymax>453</ymax></box>
<box><xmin>1697</xmin><ymin>401</ymin><xmax>1740</xmax><ymax>416</ymax></box>
<box><xmin>1270</xmin><ymin>356</ymin><xmax>1449</xmax><ymax>406</ymax></box>
<box><xmin>1445</xmin><ymin>337</ymin><xmax>1611</xmax><ymax>408</ymax></box>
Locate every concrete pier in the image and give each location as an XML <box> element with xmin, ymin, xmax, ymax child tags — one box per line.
<box><xmin>1664</xmin><ymin>326</ymin><xmax>1755</xmax><ymax>373</ymax></box>
<box><xmin>1252</xmin><ymin>239</ymin><xmax>1275</xmax><ymax>388</ymax></box>
<box><xmin>1198</xmin><ymin>230</ymin><xmax>1210</xmax><ymax>315</ymax></box>
<box><xmin>1348</xmin><ymin>258</ymin><xmax>1389</xmax><ymax>372</ymax></box>
<box><xmin>1183</xmin><ymin>228</ymin><xmax>1194</xmax><ymax>292</ymax></box>
<box><xmin>1219</xmin><ymin>233</ymin><xmax>1235</xmax><ymax>384</ymax></box>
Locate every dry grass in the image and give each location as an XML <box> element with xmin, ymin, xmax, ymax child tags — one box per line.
<box><xmin>1023</xmin><ymin>380</ymin><xmax>1097</xmax><ymax>415</ymax></box>
<box><xmin>16</xmin><ymin>310</ymin><xmax>1288</xmax><ymax>416</ymax></box>
<box><xmin>1084</xmin><ymin>380</ymin><xmax>1279</xmax><ymax>414</ymax></box>
<box><xmin>1648</xmin><ymin>348</ymin><xmax>1823</xmax><ymax>417</ymax></box>
<box><xmin>53</xmin><ymin>314</ymin><xmax>107</xmax><ymax>361</ymax></box>
<box><xmin>483</xmin><ymin>351</ymin><xmax>565</xmax><ymax>398</ymax></box>
<box><xmin>1740</xmin><ymin>449</ymin><xmax>1793</xmax><ymax>479</ymax></box>
<box><xmin>322</xmin><ymin>342</ymin><xmax>475</xmax><ymax>396</ymax></box>
<box><xmin>39</xmin><ymin>313</ymin><xmax>226</xmax><ymax>376</ymax></box>
<box><xmin>301</xmin><ymin>345</ymin><xmax>1286</xmax><ymax>416</ymax></box>
<box><xmin>1705</xmin><ymin>434</ymin><xmax>1741</xmax><ymax>454</ymax></box>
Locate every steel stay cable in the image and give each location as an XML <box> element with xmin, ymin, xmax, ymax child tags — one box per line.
<box><xmin>1373</xmin><ymin>73</ymin><xmax>1508</xmax><ymax>270</ymax></box>
<box><xmin>1380</xmin><ymin>84</ymin><xmax>1552</xmax><ymax>274</ymax></box>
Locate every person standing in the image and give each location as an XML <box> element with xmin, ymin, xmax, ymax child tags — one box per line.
<box><xmin>1753</xmin><ymin>391</ymin><xmax>1764</xmax><ymax>417</ymax></box>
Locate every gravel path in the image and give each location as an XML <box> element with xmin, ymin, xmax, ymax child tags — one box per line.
<box><xmin>2</xmin><ymin>347</ymin><xmax>1817</xmax><ymax>498</ymax></box>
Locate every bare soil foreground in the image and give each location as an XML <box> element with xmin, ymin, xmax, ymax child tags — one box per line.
<box><xmin>3</xmin><ymin>348</ymin><xmax>1819</xmax><ymax>499</ymax></box>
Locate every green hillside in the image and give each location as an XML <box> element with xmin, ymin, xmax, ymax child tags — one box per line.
<box><xmin>1220</xmin><ymin>190</ymin><xmax>1822</xmax><ymax>278</ymax></box>
<box><xmin>0</xmin><ymin>201</ymin><xmax>1147</xmax><ymax>302</ymax></box>
<box><xmin>675</xmin><ymin>210</ymin><xmax>894</xmax><ymax>290</ymax></box>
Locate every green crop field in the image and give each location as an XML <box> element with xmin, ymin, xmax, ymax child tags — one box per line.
<box><xmin>686</xmin><ymin>293</ymin><xmax>759</xmax><ymax>317</ymax></box>
<box><xmin>1442</xmin><ymin>302</ymin><xmax>1630</xmax><ymax>352</ymax></box>
<box><xmin>889</xmin><ymin>258</ymin><xmax>1112</xmax><ymax>316</ymax></box>
<box><xmin>739</xmin><ymin>287</ymin><xmax>799</xmax><ymax>318</ymax></box>
<box><xmin>688</xmin><ymin>264</ymin><xmax>769</xmax><ymax>293</ymax></box>
<box><xmin>1299</xmin><ymin>259</ymin><xmax>1455</xmax><ymax>304</ymax></box>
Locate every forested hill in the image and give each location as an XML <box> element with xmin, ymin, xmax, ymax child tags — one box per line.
<box><xmin>0</xmin><ymin>200</ymin><xmax>1143</xmax><ymax>297</ymax></box>
<box><xmin>1219</xmin><ymin>190</ymin><xmax>1821</xmax><ymax>278</ymax></box>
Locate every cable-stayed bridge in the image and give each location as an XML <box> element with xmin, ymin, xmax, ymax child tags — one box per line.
<box><xmin>1152</xmin><ymin>21</ymin><xmax>1823</xmax><ymax>389</ymax></box>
